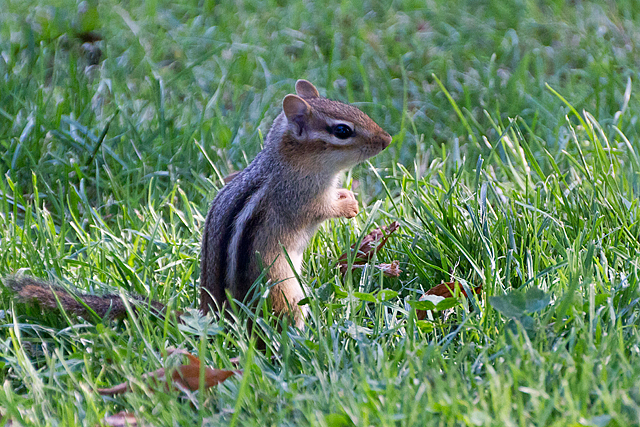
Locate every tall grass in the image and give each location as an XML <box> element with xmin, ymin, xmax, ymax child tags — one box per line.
<box><xmin>2</xmin><ymin>0</ymin><xmax>640</xmax><ymax>425</ymax></box>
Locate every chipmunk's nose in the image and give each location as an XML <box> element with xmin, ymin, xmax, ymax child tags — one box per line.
<box><xmin>380</xmin><ymin>132</ymin><xmax>392</xmax><ymax>150</ymax></box>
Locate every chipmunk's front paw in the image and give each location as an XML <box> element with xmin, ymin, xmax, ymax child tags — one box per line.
<box><xmin>336</xmin><ymin>189</ymin><xmax>359</xmax><ymax>218</ymax></box>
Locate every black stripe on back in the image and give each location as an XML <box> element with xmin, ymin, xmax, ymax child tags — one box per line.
<box><xmin>235</xmin><ymin>204</ymin><xmax>266</xmax><ymax>300</ymax></box>
<box><xmin>213</xmin><ymin>181</ymin><xmax>262</xmax><ymax>304</ymax></box>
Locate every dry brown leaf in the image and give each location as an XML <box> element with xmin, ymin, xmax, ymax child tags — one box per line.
<box><xmin>338</xmin><ymin>221</ymin><xmax>399</xmax><ymax>264</ymax></box>
<box><xmin>424</xmin><ymin>281</ymin><xmax>482</xmax><ymax>299</ymax></box>
<box><xmin>103</xmin><ymin>411</ymin><xmax>138</xmax><ymax>427</ymax></box>
<box><xmin>416</xmin><ymin>282</ymin><xmax>483</xmax><ymax>320</ymax></box>
<box><xmin>97</xmin><ymin>349</ymin><xmax>241</xmax><ymax>396</ymax></box>
<box><xmin>337</xmin><ymin>222</ymin><xmax>400</xmax><ymax>277</ymax></box>
<box><xmin>377</xmin><ymin>261</ymin><xmax>402</xmax><ymax>277</ymax></box>
<box><xmin>171</xmin><ymin>364</ymin><xmax>238</xmax><ymax>391</ymax></box>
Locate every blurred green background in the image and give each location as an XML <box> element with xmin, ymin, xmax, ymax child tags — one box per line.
<box><xmin>3</xmin><ymin>0</ymin><xmax>640</xmax><ymax>207</ymax></box>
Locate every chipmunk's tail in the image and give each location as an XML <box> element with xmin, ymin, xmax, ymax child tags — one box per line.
<box><xmin>3</xmin><ymin>276</ymin><xmax>168</xmax><ymax>321</ymax></box>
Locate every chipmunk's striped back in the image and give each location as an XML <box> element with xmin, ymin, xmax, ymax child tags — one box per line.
<box><xmin>200</xmin><ymin>80</ymin><xmax>391</xmax><ymax>327</ymax></box>
<box><xmin>201</xmin><ymin>171</ymin><xmax>264</xmax><ymax>307</ymax></box>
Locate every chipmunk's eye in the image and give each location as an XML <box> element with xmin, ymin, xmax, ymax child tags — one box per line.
<box><xmin>333</xmin><ymin>124</ymin><xmax>354</xmax><ymax>139</ymax></box>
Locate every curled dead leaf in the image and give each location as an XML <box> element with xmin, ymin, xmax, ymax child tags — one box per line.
<box><xmin>377</xmin><ymin>261</ymin><xmax>402</xmax><ymax>277</ymax></box>
<box><xmin>338</xmin><ymin>221</ymin><xmax>399</xmax><ymax>264</ymax></box>
<box><xmin>424</xmin><ymin>282</ymin><xmax>482</xmax><ymax>299</ymax></box>
<box><xmin>97</xmin><ymin>348</ymin><xmax>241</xmax><ymax>396</ymax></box>
<box><xmin>416</xmin><ymin>282</ymin><xmax>483</xmax><ymax>320</ymax></box>
<box><xmin>337</xmin><ymin>222</ymin><xmax>400</xmax><ymax>278</ymax></box>
<box><xmin>172</xmin><ymin>364</ymin><xmax>239</xmax><ymax>391</ymax></box>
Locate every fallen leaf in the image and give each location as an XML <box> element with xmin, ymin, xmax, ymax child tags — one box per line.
<box><xmin>376</xmin><ymin>261</ymin><xmax>402</xmax><ymax>278</ymax></box>
<box><xmin>337</xmin><ymin>222</ymin><xmax>400</xmax><ymax>277</ymax></box>
<box><xmin>338</xmin><ymin>221</ymin><xmax>399</xmax><ymax>264</ymax></box>
<box><xmin>416</xmin><ymin>282</ymin><xmax>482</xmax><ymax>320</ymax></box>
<box><xmin>97</xmin><ymin>349</ymin><xmax>241</xmax><ymax>396</ymax></box>
<box><xmin>425</xmin><ymin>282</ymin><xmax>482</xmax><ymax>299</ymax></box>
<box><xmin>171</xmin><ymin>364</ymin><xmax>239</xmax><ymax>391</ymax></box>
<box><xmin>104</xmin><ymin>411</ymin><xmax>138</xmax><ymax>426</ymax></box>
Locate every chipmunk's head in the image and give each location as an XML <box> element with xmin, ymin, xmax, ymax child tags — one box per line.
<box><xmin>277</xmin><ymin>79</ymin><xmax>391</xmax><ymax>172</ymax></box>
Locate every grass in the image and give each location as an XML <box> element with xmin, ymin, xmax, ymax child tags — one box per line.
<box><xmin>2</xmin><ymin>0</ymin><xmax>640</xmax><ymax>425</ymax></box>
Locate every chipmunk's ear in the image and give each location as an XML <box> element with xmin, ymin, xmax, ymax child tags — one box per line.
<box><xmin>295</xmin><ymin>79</ymin><xmax>320</xmax><ymax>98</ymax></box>
<box><xmin>283</xmin><ymin>95</ymin><xmax>311</xmax><ymax>135</ymax></box>
<box><xmin>283</xmin><ymin>94</ymin><xmax>310</xmax><ymax>117</ymax></box>
<box><xmin>283</xmin><ymin>94</ymin><xmax>311</xmax><ymax>119</ymax></box>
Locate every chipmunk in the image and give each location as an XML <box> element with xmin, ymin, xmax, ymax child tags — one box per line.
<box><xmin>200</xmin><ymin>79</ymin><xmax>391</xmax><ymax>327</ymax></box>
<box><xmin>6</xmin><ymin>80</ymin><xmax>391</xmax><ymax>328</ymax></box>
